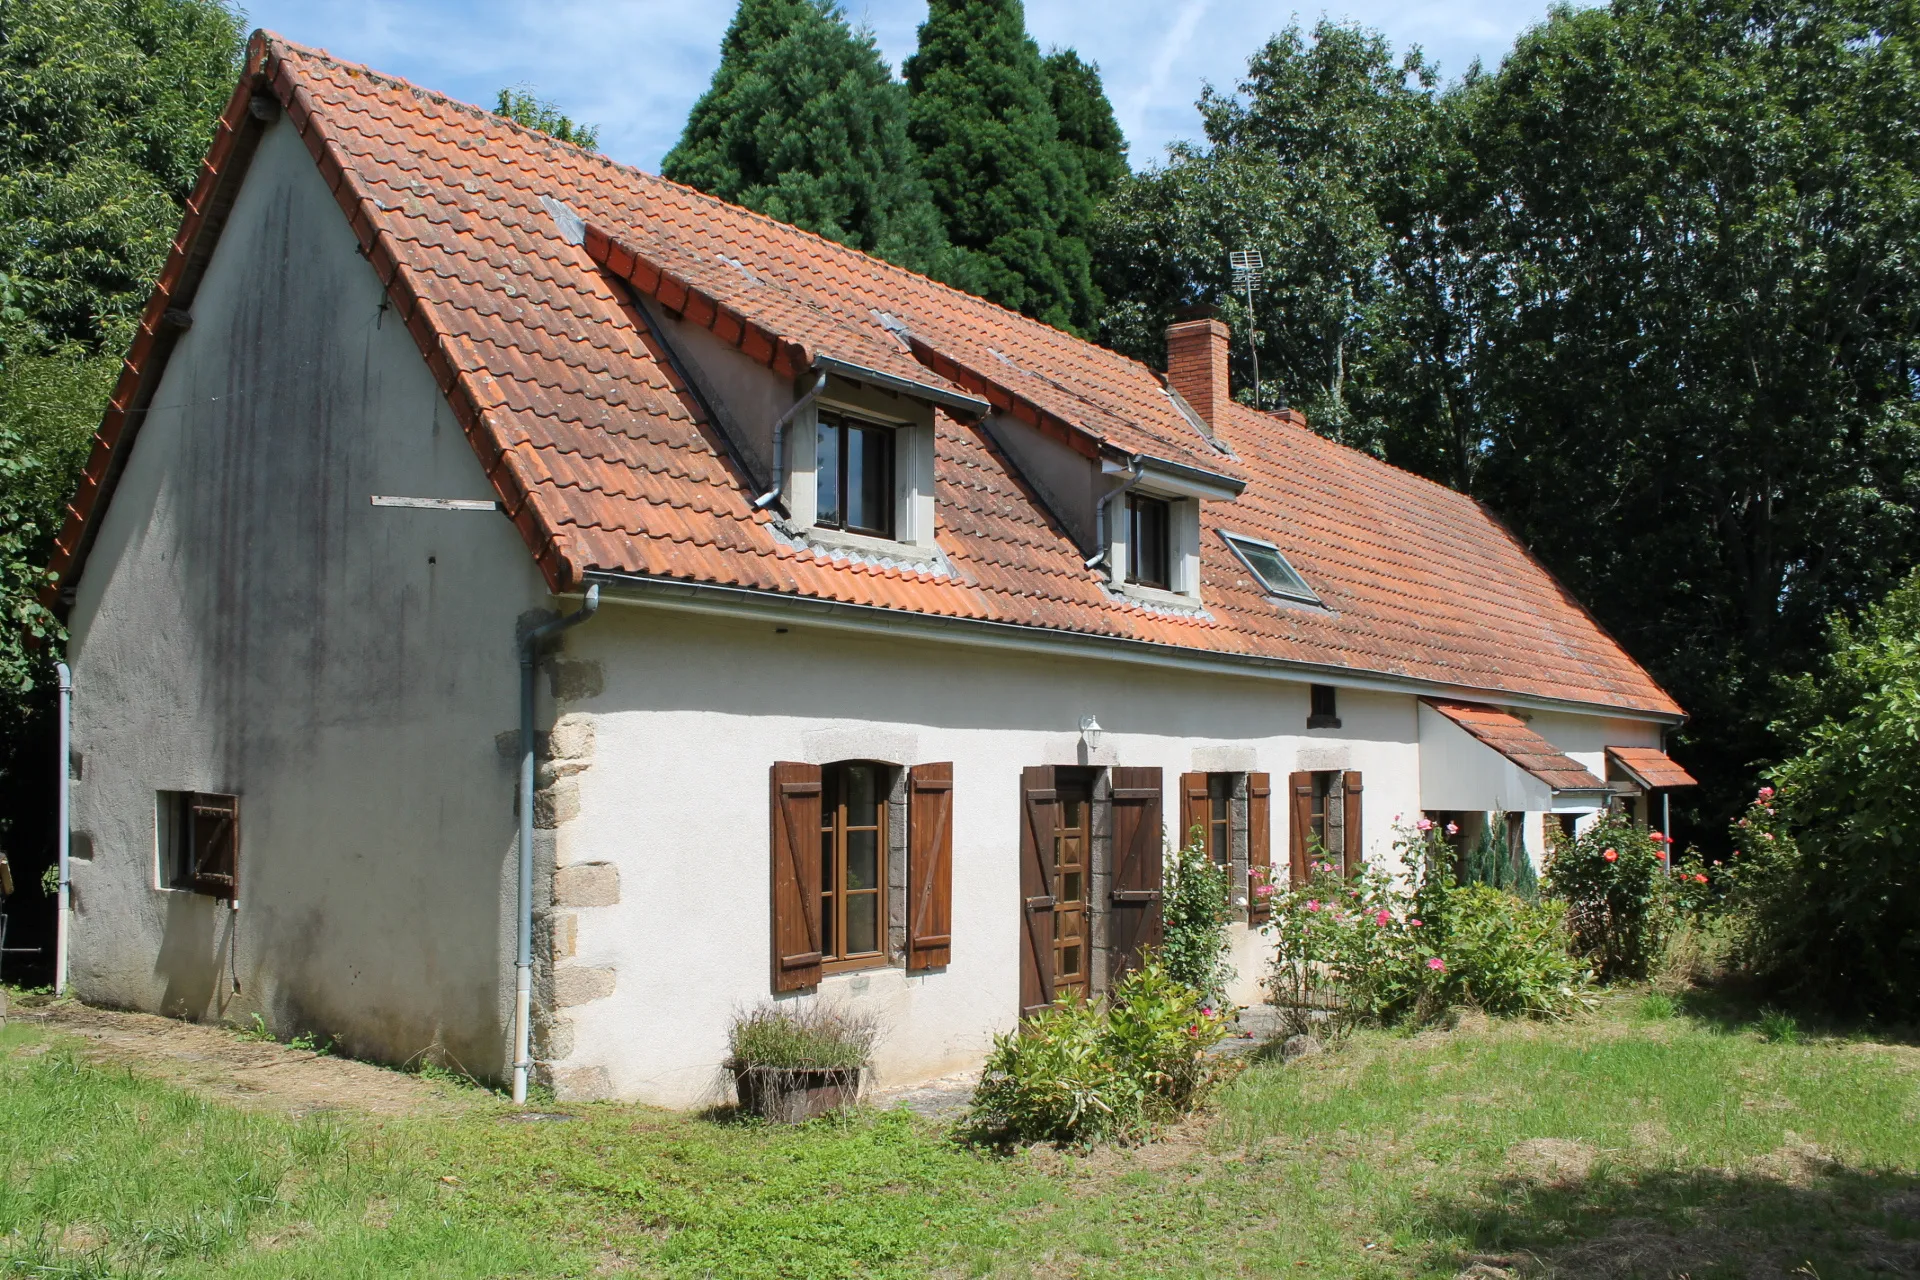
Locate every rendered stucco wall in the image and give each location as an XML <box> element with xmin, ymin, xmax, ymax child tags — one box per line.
<box><xmin>535</xmin><ymin>604</ymin><xmax>1425</xmax><ymax>1107</ymax></box>
<box><xmin>62</xmin><ymin>116</ymin><xmax>550</xmax><ymax>1075</ymax></box>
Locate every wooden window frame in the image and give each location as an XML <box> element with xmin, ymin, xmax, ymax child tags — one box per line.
<box><xmin>1125</xmin><ymin>492</ymin><xmax>1171</xmax><ymax>590</ymax></box>
<box><xmin>818</xmin><ymin>761</ymin><xmax>890</xmax><ymax>974</ymax></box>
<box><xmin>157</xmin><ymin>789</ymin><xmax>239</xmax><ymax>900</ymax></box>
<box><xmin>814</xmin><ymin>411</ymin><xmax>895</xmax><ymax>540</ymax></box>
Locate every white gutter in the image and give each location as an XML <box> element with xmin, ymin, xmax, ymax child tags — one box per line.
<box><xmin>54</xmin><ymin>660</ymin><xmax>71</xmax><ymax>997</ymax></box>
<box><xmin>581</xmin><ymin>570</ymin><xmax>1687</xmax><ymax>727</ymax></box>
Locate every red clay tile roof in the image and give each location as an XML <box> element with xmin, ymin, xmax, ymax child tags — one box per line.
<box><xmin>1425</xmin><ymin>701</ymin><xmax>1607</xmax><ymax>791</ymax></box>
<box><xmin>48</xmin><ymin>32</ymin><xmax>1684</xmax><ymax>721</ymax></box>
<box><xmin>1606</xmin><ymin>746</ymin><xmax>1697</xmax><ymax>789</ymax></box>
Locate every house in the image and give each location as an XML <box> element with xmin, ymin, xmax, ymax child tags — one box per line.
<box><xmin>47</xmin><ymin>33</ymin><xmax>1694</xmax><ymax>1107</ymax></box>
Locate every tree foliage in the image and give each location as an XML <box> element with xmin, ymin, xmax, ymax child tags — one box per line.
<box><xmin>904</xmin><ymin>0</ymin><xmax>1107</xmax><ymax>332</ymax></box>
<box><xmin>1726</xmin><ymin>572</ymin><xmax>1920</xmax><ymax>1018</ymax></box>
<box><xmin>1099</xmin><ymin>0</ymin><xmax>1920</xmax><ymax>844</ymax></box>
<box><xmin>661</xmin><ymin>0</ymin><xmax>950</xmax><ymax>274</ymax></box>
<box><xmin>494</xmin><ymin>87</ymin><xmax>599</xmax><ymax>151</ymax></box>
<box><xmin>0</xmin><ymin>0</ymin><xmax>242</xmax><ymax>694</ymax></box>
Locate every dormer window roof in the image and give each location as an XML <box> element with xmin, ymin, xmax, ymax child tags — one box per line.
<box><xmin>1221</xmin><ymin>531</ymin><xmax>1320</xmax><ymax>606</ymax></box>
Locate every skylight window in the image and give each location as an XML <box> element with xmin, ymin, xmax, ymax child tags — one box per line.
<box><xmin>1221</xmin><ymin>532</ymin><xmax>1320</xmax><ymax>605</ymax></box>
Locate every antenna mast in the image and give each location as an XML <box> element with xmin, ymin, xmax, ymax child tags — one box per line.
<box><xmin>1229</xmin><ymin>247</ymin><xmax>1265</xmax><ymax>410</ymax></box>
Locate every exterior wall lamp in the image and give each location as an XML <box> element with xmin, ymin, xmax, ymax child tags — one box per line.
<box><xmin>1079</xmin><ymin>715</ymin><xmax>1104</xmax><ymax>753</ymax></box>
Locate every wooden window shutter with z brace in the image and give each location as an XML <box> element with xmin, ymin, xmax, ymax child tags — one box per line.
<box><xmin>769</xmin><ymin>762</ymin><xmax>823</xmax><ymax>992</ymax></box>
<box><xmin>907</xmin><ymin>763</ymin><xmax>953</xmax><ymax>970</ymax></box>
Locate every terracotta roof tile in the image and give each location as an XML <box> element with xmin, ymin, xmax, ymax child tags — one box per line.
<box><xmin>47</xmin><ymin>32</ymin><xmax>1684</xmax><ymax>721</ymax></box>
<box><xmin>1426</xmin><ymin>701</ymin><xmax>1606</xmax><ymax>791</ymax></box>
<box><xmin>1606</xmin><ymin>746</ymin><xmax>1698</xmax><ymax>790</ymax></box>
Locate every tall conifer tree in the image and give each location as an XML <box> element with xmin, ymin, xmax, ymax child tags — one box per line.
<box><xmin>904</xmin><ymin>0</ymin><xmax>1102</xmax><ymax>333</ymax></box>
<box><xmin>1043</xmin><ymin>49</ymin><xmax>1127</xmax><ymax>202</ymax></box>
<box><xmin>662</xmin><ymin>0</ymin><xmax>949</xmax><ymax>274</ymax></box>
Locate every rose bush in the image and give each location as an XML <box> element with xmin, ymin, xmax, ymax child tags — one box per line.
<box><xmin>1266</xmin><ymin>823</ymin><xmax>1588</xmax><ymax>1024</ymax></box>
<box><xmin>1544</xmin><ymin>813</ymin><xmax>1669</xmax><ymax>980</ymax></box>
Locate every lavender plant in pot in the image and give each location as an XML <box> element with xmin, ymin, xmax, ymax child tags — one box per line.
<box><xmin>726</xmin><ymin>1002</ymin><xmax>878</xmax><ymax>1122</ymax></box>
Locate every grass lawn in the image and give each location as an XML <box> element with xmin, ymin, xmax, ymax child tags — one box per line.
<box><xmin>2</xmin><ymin>991</ymin><xmax>1917</xmax><ymax>1278</ymax></box>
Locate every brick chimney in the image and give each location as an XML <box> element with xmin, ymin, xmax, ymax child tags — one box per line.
<box><xmin>1164</xmin><ymin>313</ymin><xmax>1232</xmax><ymax>430</ymax></box>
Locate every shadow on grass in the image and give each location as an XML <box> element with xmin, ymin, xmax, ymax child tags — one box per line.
<box><xmin>1671</xmin><ymin>977</ymin><xmax>1920</xmax><ymax>1048</ymax></box>
<box><xmin>1417</xmin><ymin>1158</ymin><xmax>1920</xmax><ymax>1279</ymax></box>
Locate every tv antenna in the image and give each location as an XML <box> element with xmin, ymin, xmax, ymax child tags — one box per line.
<box><xmin>1229</xmin><ymin>248</ymin><xmax>1265</xmax><ymax>410</ymax></box>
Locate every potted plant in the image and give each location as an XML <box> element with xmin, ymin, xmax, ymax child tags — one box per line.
<box><xmin>726</xmin><ymin>1002</ymin><xmax>878</xmax><ymax>1122</ymax></box>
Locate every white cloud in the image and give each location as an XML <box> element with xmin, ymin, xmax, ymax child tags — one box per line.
<box><xmin>242</xmin><ymin>0</ymin><xmax>1560</xmax><ymax>174</ymax></box>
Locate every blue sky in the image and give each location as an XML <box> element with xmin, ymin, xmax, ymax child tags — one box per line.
<box><xmin>240</xmin><ymin>1</ymin><xmax>1561</xmax><ymax>175</ymax></box>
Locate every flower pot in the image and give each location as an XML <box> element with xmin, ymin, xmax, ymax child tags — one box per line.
<box><xmin>730</xmin><ymin>1063</ymin><xmax>862</xmax><ymax>1123</ymax></box>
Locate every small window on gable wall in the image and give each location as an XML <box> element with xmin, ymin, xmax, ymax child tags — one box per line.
<box><xmin>815</xmin><ymin>412</ymin><xmax>893</xmax><ymax>539</ymax></box>
<box><xmin>157</xmin><ymin>790</ymin><xmax>239</xmax><ymax>899</ymax></box>
<box><xmin>1221</xmin><ymin>531</ymin><xmax>1320</xmax><ymax>605</ymax></box>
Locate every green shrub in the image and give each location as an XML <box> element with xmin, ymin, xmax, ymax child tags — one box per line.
<box><xmin>1159</xmin><ymin>831</ymin><xmax>1234</xmax><ymax>1005</ymax></box>
<box><xmin>1267</xmin><ymin>822</ymin><xmax>1589</xmax><ymax>1025</ymax></box>
<box><xmin>1544</xmin><ymin>813</ymin><xmax>1669</xmax><ymax>980</ymax></box>
<box><xmin>727</xmin><ymin>1003</ymin><xmax>878</xmax><ymax>1071</ymax></box>
<box><xmin>965</xmin><ymin>958</ymin><xmax>1228</xmax><ymax>1146</ymax></box>
<box><xmin>1437</xmin><ymin>885</ymin><xmax>1588</xmax><ymax>1016</ymax></box>
<box><xmin>1716</xmin><ymin>570</ymin><xmax>1920</xmax><ymax>1019</ymax></box>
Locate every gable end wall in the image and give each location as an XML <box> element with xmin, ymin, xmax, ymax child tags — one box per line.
<box><xmin>62</xmin><ymin>116</ymin><xmax>551</xmax><ymax>1075</ymax></box>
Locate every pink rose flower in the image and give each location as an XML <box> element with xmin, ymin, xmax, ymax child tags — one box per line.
<box><xmin>1603</xmin><ymin>848</ymin><xmax>1618</xmax><ymax>862</ymax></box>
<box><xmin>1374</xmin><ymin>909</ymin><xmax>1391</xmax><ymax>926</ymax></box>
<box><xmin>1416</xmin><ymin>818</ymin><xmax>1434</xmax><ymax>832</ymax></box>
<box><xmin>1306</xmin><ymin>900</ymin><xmax>1320</xmax><ymax>912</ymax></box>
<box><xmin>1255</xmin><ymin>884</ymin><xmax>1275</xmax><ymax>898</ymax></box>
<box><xmin>1426</xmin><ymin>957</ymin><xmax>1446</xmax><ymax>972</ymax></box>
<box><xmin>1446</xmin><ymin>822</ymin><xmax>1460</xmax><ymax>835</ymax></box>
<box><xmin>1409</xmin><ymin>918</ymin><xmax>1422</xmax><ymax>928</ymax></box>
<box><xmin>1758</xmin><ymin>786</ymin><xmax>1775</xmax><ymax>800</ymax></box>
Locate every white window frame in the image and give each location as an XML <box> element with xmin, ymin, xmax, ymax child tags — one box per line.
<box><xmin>786</xmin><ymin>376</ymin><xmax>938</xmax><ymax>556</ymax></box>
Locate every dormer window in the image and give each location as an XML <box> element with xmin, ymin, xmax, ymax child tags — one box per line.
<box><xmin>780</xmin><ymin>376</ymin><xmax>942</xmax><ymax>555</ymax></box>
<box><xmin>815</xmin><ymin>412</ymin><xmax>894</xmax><ymax>539</ymax></box>
<box><xmin>1126</xmin><ymin>493</ymin><xmax>1171</xmax><ymax>590</ymax></box>
<box><xmin>1221</xmin><ymin>531</ymin><xmax>1320</xmax><ymax>606</ymax></box>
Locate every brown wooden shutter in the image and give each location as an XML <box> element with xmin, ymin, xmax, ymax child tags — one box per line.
<box><xmin>769</xmin><ymin>762</ymin><xmax>823</xmax><ymax>992</ymax></box>
<box><xmin>1018</xmin><ymin>766</ymin><xmax>1057</xmax><ymax>1018</ymax></box>
<box><xmin>1288</xmin><ymin>771</ymin><xmax>1313</xmax><ymax>885</ymax></box>
<box><xmin>907</xmin><ymin>762</ymin><xmax>954</xmax><ymax>970</ymax></box>
<box><xmin>1343</xmin><ymin>770</ymin><xmax>1364</xmax><ymax>876</ymax></box>
<box><xmin>1108</xmin><ymin>766</ymin><xmax>1165</xmax><ymax>984</ymax></box>
<box><xmin>1178</xmin><ymin>772</ymin><xmax>1207</xmax><ymax>854</ymax></box>
<box><xmin>190</xmin><ymin>793</ymin><xmax>239</xmax><ymax>900</ymax></box>
<box><xmin>1247</xmin><ymin>773</ymin><xmax>1272</xmax><ymax>924</ymax></box>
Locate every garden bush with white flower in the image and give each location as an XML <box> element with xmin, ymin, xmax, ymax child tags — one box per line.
<box><xmin>1266</xmin><ymin>819</ymin><xmax>1589</xmax><ymax>1025</ymax></box>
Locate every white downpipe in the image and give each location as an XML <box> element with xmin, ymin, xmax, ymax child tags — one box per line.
<box><xmin>54</xmin><ymin>661</ymin><xmax>71</xmax><ymax>997</ymax></box>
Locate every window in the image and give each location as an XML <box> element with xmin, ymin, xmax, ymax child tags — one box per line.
<box><xmin>157</xmin><ymin>790</ymin><xmax>239</xmax><ymax>898</ymax></box>
<box><xmin>1126</xmin><ymin>492</ymin><xmax>1171</xmax><ymax>589</ymax></box>
<box><xmin>818</xmin><ymin>762</ymin><xmax>888</xmax><ymax>970</ymax></box>
<box><xmin>815</xmin><ymin>412</ymin><xmax>893</xmax><ymax>538</ymax></box>
<box><xmin>1308</xmin><ymin>684</ymin><xmax>1341</xmax><ymax>729</ymax></box>
<box><xmin>1221</xmin><ymin>531</ymin><xmax>1319</xmax><ymax>605</ymax></box>
<box><xmin>1204</xmin><ymin>773</ymin><xmax>1233</xmax><ymax>869</ymax></box>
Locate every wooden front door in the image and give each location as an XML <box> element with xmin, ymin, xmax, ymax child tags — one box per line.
<box><xmin>1051</xmin><ymin>775</ymin><xmax>1092</xmax><ymax>1001</ymax></box>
